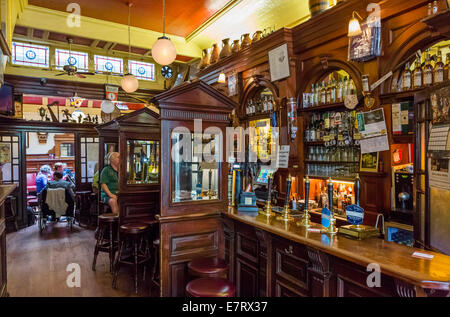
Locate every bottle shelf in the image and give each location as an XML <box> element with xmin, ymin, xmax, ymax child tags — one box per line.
<box><xmin>308</xmin><ymin>175</ymin><xmax>357</xmax><ymax>182</ymax></box>
<box><xmin>379</xmin><ymin>88</ymin><xmax>424</xmax><ymax>103</ymax></box>
<box><xmin>305</xmin><ymin>141</ymin><xmax>325</xmax><ymax>146</ymax></box>
<box><xmin>305</xmin><ymin>160</ymin><xmax>359</xmax><ymax>164</ymax></box>
<box><xmin>299</xmin><ymin>101</ymin><xmax>348</xmax><ymax>113</ymax></box>
<box><xmin>242</xmin><ymin>112</ymin><xmax>272</xmax><ymax>121</ymax></box>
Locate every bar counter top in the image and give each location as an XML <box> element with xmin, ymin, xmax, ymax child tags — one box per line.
<box><xmin>0</xmin><ymin>184</ymin><xmax>16</xmax><ymax>206</ymax></box>
<box><xmin>223</xmin><ymin>207</ymin><xmax>450</xmax><ymax>291</ymax></box>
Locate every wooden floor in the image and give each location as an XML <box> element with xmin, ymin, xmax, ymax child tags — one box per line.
<box><xmin>6</xmin><ymin>221</ymin><xmax>158</xmax><ymax>297</ymax></box>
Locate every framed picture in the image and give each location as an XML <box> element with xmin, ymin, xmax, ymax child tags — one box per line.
<box><xmin>228</xmin><ymin>73</ymin><xmax>238</xmax><ymax>97</ymax></box>
<box><xmin>268</xmin><ymin>43</ymin><xmax>290</xmax><ymax>82</ymax></box>
<box><xmin>360</xmin><ymin>152</ymin><xmax>379</xmax><ymax>172</ymax></box>
<box><xmin>0</xmin><ymin>143</ymin><xmax>11</xmax><ymax>164</ymax></box>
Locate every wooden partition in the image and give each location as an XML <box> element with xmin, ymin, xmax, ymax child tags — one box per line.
<box><xmin>154</xmin><ymin>81</ymin><xmax>237</xmax><ymax>296</ymax></box>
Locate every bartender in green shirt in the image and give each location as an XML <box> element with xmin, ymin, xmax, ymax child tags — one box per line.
<box><xmin>100</xmin><ymin>152</ymin><xmax>119</xmax><ymax>214</ymax></box>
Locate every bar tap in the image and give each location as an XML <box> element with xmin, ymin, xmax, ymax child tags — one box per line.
<box><xmin>297</xmin><ymin>175</ymin><xmax>311</xmax><ymax>227</ymax></box>
<box><xmin>277</xmin><ymin>174</ymin><xmax>293</xmax><ymax>222</ymax></box>
<box><xmin>322</xmin><ymin>178</ymin><xmax>338</xmax><ymax>234</ymax></box>
<box><xmin>259</xmin><ymin>174</ymin><xmax>274</xmax><ymax>217</ymax></box>
<box><xmin>208</xmin><ymin>169</ymin><xmax>213</xmax><ymax>199</ymax></box>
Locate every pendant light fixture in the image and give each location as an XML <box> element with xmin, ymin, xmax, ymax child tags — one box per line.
<box><xmin>348</xmin><ymin>11</ymin><xmax>363</xmax><ymax>37</ymax></box>
<box><xmin>121</xmin><ymin>2</ymin><xmax>139</xmax><ymax>93</ymax></box>
<box><xmin>218</xmin><ymin>71</ymin><xmax>226</xmax><ymax>84</ymax></box>
<box><xmin>151</xmin><ymin>0</ymin><xmax>177</xmax><ymax>66</ymax></box>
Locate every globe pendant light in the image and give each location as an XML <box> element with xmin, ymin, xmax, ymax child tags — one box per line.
<box><xmin>152</xmin><ymin>0</ymin><xmax>177</xmax><ymax>66</ymax></box>
<box><xmin>101</xmin><ymin>99</ymin><xmax>115</xmax><ymax>114</ymax></box>
<box><xmin>121</xmin><ymin>2</ymin><xmax>139</xmax><ymax>93</ymax></box>
<box><xmin>72</xmin><ymin>108</ymin><xmax>86</xmax><ymax>121</ymax></box>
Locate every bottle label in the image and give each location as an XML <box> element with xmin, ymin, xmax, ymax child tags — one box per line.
<box><xmin>434</xmin><ymin>69</ymin><xmax>443</xmax><ymax>83</ymax></box>
<box><xmin>424</xmin><ymin>70</ymin><xmax>432</xmax><ymax>85</ymax></box>
<box><xmin>337</xmin><ymin>88</ymin><xmax>343</xmax><ymax>101</ymax></box>
<box><xmin>403</xmin><ymin>74</ymin><xmax>411</xmax><ymax>89</ymax></box>
<box><xmin>414</xmin><ymin>73</ymin><xmax>422</xmax><ymax>87</ymax></box>
<box><xmin>321</xmin><ymin>93</ymin><xmax>326</xmax><ymax>104</ymax></box>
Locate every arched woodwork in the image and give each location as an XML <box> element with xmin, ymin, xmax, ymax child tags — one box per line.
<box><xmin>239</xmin><ymin>75</ymin><xmax>280</xmax><ymax>118</ymax></box>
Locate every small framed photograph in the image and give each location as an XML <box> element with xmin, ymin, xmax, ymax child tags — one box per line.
<box><xmin>268</xmin><ymin>43</ymin><xmax>290</xmax><ymax>82</ymax></box>
<box><xmin>360</xmin><ymin>152</ymin><xmax>379</xmax><ymax>172</ymax></box>
<box><xmin>228</xmin><ymin>73</ymin><xmax>238</xmax><ymax>97</ymax></box>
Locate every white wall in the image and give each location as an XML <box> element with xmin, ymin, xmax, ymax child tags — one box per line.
<box><xmin>26</xmin><ymin>132</ymin><xmax>56</xmax><ymax>155</ymax></box>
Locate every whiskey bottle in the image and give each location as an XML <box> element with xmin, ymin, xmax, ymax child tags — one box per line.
<box><xmin>314</xmin><ymin>83</ymin><xmax>320</xmax><ymax>107</ymax></box>
<box><xmin>423</xmin><ymin>53</ymin><xmax>434</xmax><ymax>86</ymax></box>
<box><xmin>434</xmin><ymin>50</ymin><xmax>444</xmax><ymax>84</ymax></box>
<box><xmin>320</xmin><ymin>82</ymin><xmax>327</xmax><ymax>105</ymax></box>
<box><xmin>402</xmin><ymin>62</ymin><xmax>411</xmax><ymax>91</ymax></box>
<box><xmin>343</xmin><ymin>76</ymin><xmax>349</xmax><ymax>99</ymax></box>
<box><xmin>413</xmin><ymin>58</ymin><xmax>422</xmax><ymax>89</ymax></box>
<box><xmin>445</xmin><ymin>52</ymin><xmax>450</xmax><ymax>81</ymax></box>
<box><xmin>326</xmin><ymin>80</ymin><xmax>331</xmax><ymax>104</ymax></box>
<box><xmin>331</xmin><ymin>78</ymin><xmax>336</xmax><ymax>103</ymax></box>
<box><xmin>337</xmin><ymin>77</ymin><xmax>343</xmax><ymax>102</ymax></box>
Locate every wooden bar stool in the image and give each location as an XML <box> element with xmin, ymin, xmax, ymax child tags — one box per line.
<box><xmin>188</xmin><ymin>257</ymin><xmax>229</xmax><ymax>279</ymax></box>
<box><xmin>92</xmin><ymin>213</ymin><xmax>119</xmax><ymax>273</ymax></box>
<box><xmin>186</xmin><ymin>278</ymin><xmax>235</xmax><ymax>297</ymax></box>
<box><xmin>112</xmin><ymin>223</ymin><xmax>152</xmax><ymax>294</ymax></box>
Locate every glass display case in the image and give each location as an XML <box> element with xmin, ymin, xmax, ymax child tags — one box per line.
<box><xmin>127</xmin><ymin>140</ymin><xmax>160</xmax><ymax>185</ymax></box>
<box><xmin>171</xmin><ymin>132</ymin><xmax>219</xmax><ymax>202</ymax></box>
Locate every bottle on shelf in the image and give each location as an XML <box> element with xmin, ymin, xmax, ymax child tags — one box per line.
<box><xmin>348</xmin><ymin>79</ymin><xmax>355</xmax><ymax>95</ymax></box>
<box><xmin>402</xmin><ymin>62</ymin><xmax>411</xmax><ymax>91</ymax></box>
<box><xmin>331</xmin><ymin>78</ymin><xmax>336</xmax><ymax>103</ymax></box>
<box><xmin>320</xmin><ymin>81</ymin><xmax>327</xmax><ymax>105</ymax></box>
<box><xmin>445</xmin><ymin>52</ymin><xmax>450</xmax><ymax>81</ymax></box>
<box><xmin>434</xmin><ymin>50</ymin><xmax>444</xmax><ymax>84</ymax></box>
<box><xmin>427</xmin><ymin>2</ymin><xmax>432</xmax><ymax>15</ymax></box>
<box><xmin>423</xmin><ymin>52</ymin><xmax>434</xmax><ymax>86</ymax></box>
<box><xmin>326</xmin><ymin>79</ymin><xmax>331</xmax><ymax>104</ymax></box>
<box><xmin>314</xmin><ymin>83</ymin><xmax>320</xmax><ymax>107</ymax></box>
<box><xmin>337</xmin><ymin>77</ymin><xmax>343</xmax><ymax>102</ymax></box>
<box><xmin>433</xmin><ymin>0</ymin><xmax>438</xmax><ymax>14</ymax></box>
<box><xmin>413</xmin><ymin>57</ymin><xmax>423</xmax><ymax>89</ymax></box>
<box><xmin>343</xmin><ymin>76</ymin><xmax>349</xmax><ymax>99</ymax></box>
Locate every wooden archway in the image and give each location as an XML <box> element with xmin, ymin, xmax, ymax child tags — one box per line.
<box><xmin>238</xmin><ymin>75</ymin><xmax>280</xmax><ymax>118</ymax></box>
<box><xmin>296</xmin><ymin>58</ymin><xmax>363</xmax><ymax>105</ymax></box>
<box><xmin>379</xmin><ymin>21</ymin><xmax>446</xmax><ymax>95</ymax></box>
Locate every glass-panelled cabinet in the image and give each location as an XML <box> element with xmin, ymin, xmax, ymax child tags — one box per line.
<box><xmin>127</xmin><ymin>140</ymin><xmax>160</xmax><ymax>185</ymax></box>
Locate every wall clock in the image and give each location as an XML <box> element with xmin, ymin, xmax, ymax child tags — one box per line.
<box><xmin>161</xmin><ymin>66</ymin><xmax>173</xmax><ymax>79</ymax></box>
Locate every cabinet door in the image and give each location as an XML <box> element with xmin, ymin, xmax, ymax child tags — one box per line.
<box><xmin>235</xmin><ymin>257</ymin><xmax>259</xmax><ymax>297</ymax></box>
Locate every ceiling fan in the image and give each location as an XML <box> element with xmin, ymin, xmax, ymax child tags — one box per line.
<box><xmin>55</xmin><ymin>38</ymin><xmax>95</xmax><ymax>79</ymax></box>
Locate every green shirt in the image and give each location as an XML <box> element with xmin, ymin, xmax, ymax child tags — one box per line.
<box><xmin>100</xmin><ymin>165</ymin><xmax>118</xmax><ymax>199</ymax></box>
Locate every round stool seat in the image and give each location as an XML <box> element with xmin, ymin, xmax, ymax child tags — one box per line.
<box><xmin>186</xmin><ymin>278</ymin><xmax>235</xmax><ymax>297</ymax></box>
<box><xmin>98</xmin><ymin>213</ymin><xmax>119</xmax><ymax>223</ymax></box>
<box><xmin>120</xmin><ymin>222</ymin><xmax>149</xmax><ymax>234</ymax></box>
<box><xmin>188</xmin><ymin>257</ymin><xmax>228</xmax><ymax>277</ymax></box>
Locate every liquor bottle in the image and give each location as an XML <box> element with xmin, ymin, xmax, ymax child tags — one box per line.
<box><xmin>433</xmin><ymin>0</ymin><xmax>438</xmax><ymax>14</ymax></box>
<box><xmin>331</xmin><ymin>78</ymin><xmax>336</xmax><ymax>103</ymax></box>
<box><xmin>310</xmin><ymin>117</ymin><xmax>316</xmax><ymax>142</ymax></box>
<box><xmin>337</xmin><ymin>77</ymin><xmax>343</xmax><ymax>102</ymax></box>
<box><xmin>313</xmin><ymin>83</ymin><xmax>319</xmax><ymax>107</ymax></box>
<box><xmin>268</xmin><ymin>96</ymin><xmax>273</xmax><ymax>112</ymax></box>
<box><xmin>427</xmin><ymin>3</ymin><xmax>432</xmax><ymax>15</ymax></box>
<box><xmin>434</xmin><ymin>50</ymin><xmax>444</xmax><ymax>84</ymax></box>
<box><xmin>413</xmin><ymin>58</ymin><xmax>422</xmax><ymax>89</ymax></box>
<box><xmin>349</xmin><ymin>79</ymin><xmax>356</xmax><ymax>95</ymax></box>
<box><xmin>320</xmin><ymin>81</ymin><xmax>327</xmax><ymax>105</ymax></box>
<box><xmin>445</xmin><ymin>52</ymin><xmax>450</xmax><ymax>81</ymax></box>
<box><xmin>423</xmin><ymin>52</ymin><xmax>433</xmax><ymax>86</ymax></box>
<box><xmin>310</xmin><ymin>84</ymin><xmax>315</xmax><ymax>108</ymax></box>
<box><xmin>402</xmin><ymin>62</ymin><xmax>411</xmax><ymax>91</ymax></box>
<box><xmin>263</xmin><ymin>96</ymin><xmax>268</xmax><ymax>113</ymax></box>
<box><xmin>343</xmin><ymin>77</ymin><xmax>349</xmax><ymax>99</ymax></box>
<box><xmin>326</xmin><ymin>80</ymin><xmax>331</xmax><ymax>104</ymax></box>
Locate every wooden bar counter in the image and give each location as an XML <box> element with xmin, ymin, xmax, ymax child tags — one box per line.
<box><xmin>0</xmin><ymin>184</ymin><xmax>17</xmax><ymax>297</ymax></box>
<box><xmin>222</xmin><ymin>207</ymin><xmax>450</xmax><ymax>297</ymax></box>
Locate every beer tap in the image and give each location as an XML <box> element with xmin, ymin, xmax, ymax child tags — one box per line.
<box><xmin>322</xmin><ymin>178</ymin><xmax>338</xmax><ymax>234</ymax></box>
<box><xmin>297</xmin><ymin>176</ymin><xmax>311</xmax><ymax>227</ymax></box>
<box><xmin>277</xmin><ymin>174</ymin><xmax>293</xmax><ymax>222</ymax></box>
<box><xmin>260</xmin><ymin>174</ymin><xmax>274</xmax><ymax>217</ymax></box>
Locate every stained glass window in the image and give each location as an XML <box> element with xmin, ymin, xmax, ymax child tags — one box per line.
<box><xmin>94</xmin><ymin>55</ymin><xmax>123</xmax><ymax>74</ymax></box>
<box><xmin>128</xmin><ymin>60</ymin><xmax>155</xmax><ymax>81</ymax></box>
<box><xmin>12</xmin><ymin>42</ymin><xmax>49</xmax><ymax>67</ymax></box>
<box><xmin>55</xmin><ymin>49</ymin><xmax>89</xmax><ymax>70</ymax></box>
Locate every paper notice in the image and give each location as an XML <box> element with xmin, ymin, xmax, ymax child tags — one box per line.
<box><xmin>277</xmin><ymin>145</ymin><xmax>290</xmax><ymax>168</ymax></box>
<box><xmin>392</xmin><ymin>103</ymin><xmax>401</xmax><ymax>134</ymax></box>
<box><xmin>360</xmin><ymin>134</ymin><xmax>390</xmax><ymax>154</ymax></box>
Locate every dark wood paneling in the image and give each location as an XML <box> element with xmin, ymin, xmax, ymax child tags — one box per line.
<box><xmin>171</xmin><ymin>231</ymin><xmax>218</xmax><ymax>258</ymax></box>
<box><xmin>235</xmin><ymin>257</ymin><xmax>259</xmax><ymax>297</ymax></box>
<box><xmin>170</xmin><ymin>262</ymin><xmax>189</xmax><ymax>297</ymax></box>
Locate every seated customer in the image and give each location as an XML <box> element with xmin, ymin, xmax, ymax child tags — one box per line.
<box><xmin>100</xmin><ymin>152</ymin><xmax>119</xmax><ymax>214</ymax></box>
<box><xmin>46</xmin><ymin>171</ymin><xmax>76</xmax><ymax>201</ymax></box>
<box><xmin>36</xmin><ymin>165</ymin><xmax>51</xmax><ymax>194</ymax></box>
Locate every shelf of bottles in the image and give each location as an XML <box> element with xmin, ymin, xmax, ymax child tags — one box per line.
<box><xmin>304</xmin><ymin>109</ymin><xmax>361</xmax><ymax>179</ymax></box>
<box><xmin>309</xmin><ymin>179</ymin><xmax>355</xmax><ymax>218</ymax></box>
<box><xmin>392</xmin><ymin>41</ymin><xmax>450</xmax><ymax>93</ymax></box>
<box><xmin>302</xmin><ymin>70</ymin><xmax>357</xmax><ymax>111</ymax></box>
<box><xmin>244</xmin><ymin>88</ymin><xmax>275</xmax><ymax>118</ymax></box>
<box><xmin>127</xmin><ymin>140</ymin><xmax>160</xmax><ymax>185</ymax></box>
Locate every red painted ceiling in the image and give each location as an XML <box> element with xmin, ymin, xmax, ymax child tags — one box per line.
<box><xmin>29</xmin><ymin>0</ymin><xmax>228</xmax><ymax>37</ymax></box>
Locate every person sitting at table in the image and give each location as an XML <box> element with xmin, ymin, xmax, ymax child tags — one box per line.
<box><xmin>100</xmin><ymin>152</ymin><xmax>119</xmax><ymax>214</ymax></box>
<box><xmin>46</xmin><ymin>171</ymin><xmax>76</xmax><ymax>201</ymax></box>
<box><xmin>36</xmin><ymin>165</ymin><xmax>51</xmax><ymax>194</ymax></box>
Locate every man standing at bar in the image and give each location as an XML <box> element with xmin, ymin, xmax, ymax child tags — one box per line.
<box><xmin>100</xmin><ymin>152</ymin><xmax>119</xmax><ymax>214</ymax></box>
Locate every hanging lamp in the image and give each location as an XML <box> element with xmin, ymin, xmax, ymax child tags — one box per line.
<box><xmin>121</xmin><ymin>2</ymin><xmax>139</xmax><ymax>93</ymax></box>
<box><xmin>348</xmin><ymin>11</ymin><xmax>363</xmax><ymax>37</ymax></box>
<box><xmin>151</xmin><ymin>0</ymin><xmax>177</xmax><ymax>66</ymax></box>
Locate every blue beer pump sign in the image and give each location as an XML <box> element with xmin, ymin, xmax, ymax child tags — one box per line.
<box><xmin>321</xmin><ymin>207</ymin><xmax>331</xmax><ymax>229</ymax></box>
<box><xmin>345</xmin><ymin>204</ymin><xmax>364</xmax><ymax>225</ymax></box>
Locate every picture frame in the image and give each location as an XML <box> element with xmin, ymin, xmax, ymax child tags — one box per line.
<box><xmin>360</xmin><ymin>152</ymin><xmax>379</xmax><ymax>172</ymax></box>
<box><xmin>0</xmin><ymin>143</ymin><xmax>11</xmax><ymax>164</ymax></box>
<box><xmin>228</xmin><ymin>73</ymin><xmax>238</xmax><ymax>97</ymax></box>
<box><xmin>268</xmin><ymin>43</ymin><xmax>290</xmax><ymax>82</ymax></box>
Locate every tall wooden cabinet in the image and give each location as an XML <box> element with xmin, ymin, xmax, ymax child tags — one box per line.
<box><xmin>154</xmin><ymin>81</ymin><xmax>237</xmax><ymax>296</ymax></box>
